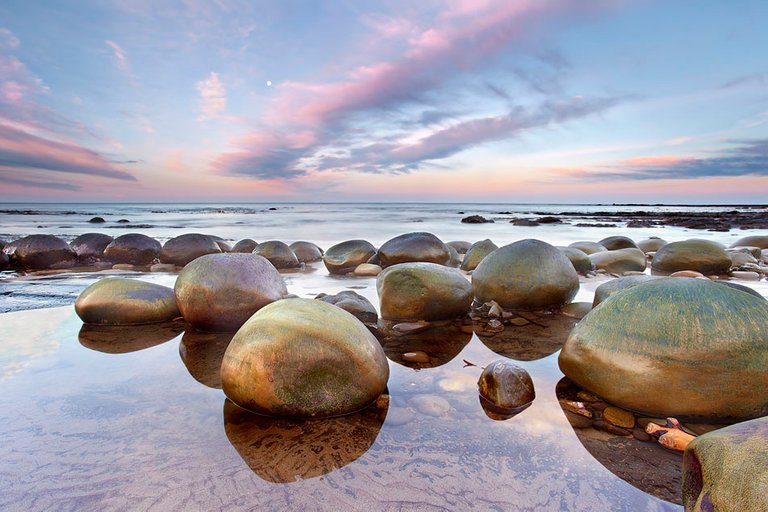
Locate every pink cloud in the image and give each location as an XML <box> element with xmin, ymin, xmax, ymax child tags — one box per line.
<box><xmin>215</xmin><ymin>0</ymin><xmax>611</xmax><ymax>179</ymax></box>
<box><xmin>196</xmin><ymin>71</ymin><xmax>227</xmax><ymax>120</ymax></box>
<box><xmin>105</xmin><ymin>40</ymin><xmax>130</xmax><ymax>73</ymax></box>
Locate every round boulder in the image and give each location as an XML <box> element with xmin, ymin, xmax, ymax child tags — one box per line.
<box><xmin>559</xmin><ymin>278</ymin><xmax>768</xmax><ymax>420</ymax></box>
<box><xmin>683</xmin><ymin>416</ymin><xmax>768</xmax><ymax>511</ymax></box>
<box><xmin>460</xmin><ymin>239</ymin><xmax>498</xmax><ymax>271</ymax></box>
<box><xmin>103</xmin><ymin>234</ymin><xmax>161</xmax><ymax>265</ymax></box>
<box><xmin>473</xmin><ymin>239</ymin><xmax>579</xmax><ymax>310</ymax></box>
<box><xmin>70</xmin><ymin>233</ymin><xmax>114</xmax><ymax>263</ymax></box>
<box><xmin>160</xmin><ymin>233</ymin><xmax>221</xmax><ymax>266</ymax></box>
<box><xmin>478</xmin><ymin>359</ymin><xmax>535</xmax><ymax>412</ymax></box>
<box><xmin>289</xmin><ymin>241</ymin><xmax>323</xmax><ymax>263</ymax></box>
<box><xmin>568</xmin><ymin>241</ymin><xmax>607</xmax><ymax>255</ymax></box>
<box><xmin>175</xmin><ymin>253</ymin><xmax>287</xmax><ymax>331</ymax></box>
<box><xmin>377</xmin><ymin>232</ymin><xmax>450</xmax><ymax>268</ymax></box>
<box><xmin>446</xmin><ymin>241</ymin><xmax>472</xmax><ymax>254</ymax></box>
<box><xmin>377</xmin><ymin>262</ymin><xmax>472</xmax><ymax>321</ymax></box>
<box><xmin>592</xmin><ymin>275</ymin><xmax>660</xmax><ymax>307</ymax></box>
<box><xmin>558</xmin><ymin>246</ymin><xmax>594</xmax><ymax>274</ymax></box>
<box><xmin>315</xmin><ymin>290</ymin><xmax>377</xmax><ymax>324</ymax></box>
<box><xmin>637</xmin><ymin>237</ymin><xmax>668</xmax><ymax>253</ymax></box>
<box><xmin>323</xmin><ymin>240</ymin><xmax>377</xmax><ymax>274</ymax></box>
<box><xmin>589</xmin><ymin>248</ymin><xmax>647</xmax><ymax>273</ymax></box>
<box><xmin>14</xmin><ymin>234</ymin><xmax>77</xmax><ymax>269</ymax></box>
<box><xmin>599</xmin><ymin>236</ymin><xmax>638</xmax><ymax>250</ymax></box>
<box><xmin>232</xmin><ymin>239</ymin><xmax>258</xmax><ymax>253</ymax></box>
<box><xmin>75</xmin><ymin>278</ymin><xmax>180</xmax><ymax>325</ymax></box>
<box><xmin>0</xmin><ymin>253</ymin><xmax>9</xmax><ymax>270</ymax></box>
<box><xmin>253</xmin><ymin>240</ymin><xmax>300</xmax><ymax>269</ymax></box>
<box><xmin>221</xmin><ymin>298</ymin><xmax>389</xmax><ymax>418</ymax></box>
<box><xmin>652</xmin><ymin>239</ymin><xmax>732</xmax><ymax>275</ymax></box>
<box><xmin>730</xmin><ymin>235</ymin><xmax>768</xmax><ymax>250</ymax></box>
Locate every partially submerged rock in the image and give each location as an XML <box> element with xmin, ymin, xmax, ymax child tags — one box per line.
<box><xmin>75</xmin><ymin>278</ymin><xmax>180</xmax><ymax>325</ymax></box>
<box><xmin>599</xmin><ymin>236</ymin><xmax>638</xmax><ymax>251</ymax></box>
<box><xmin>70</xmin><ymin>233</ymin><xmax>114</xmax><ymax>263</ymax></box>
<box><xmin>589</xmin><ymin>248</ymin><xmax>647</xmax><ymax>273</ymax></box>
<box><xmin>478</xmin><ymin>359</ymin><xmax>535</xmax><ymax>412</ymax></box>
<box><xmin>253</xmin><ymin>240</ymin><xmax>301</xmax><ymax>269</ymax></box>
<box><xmin>14</xmin><ymin>234</ymin><xmax>77</xmax><ymax>269</ymax></box>
<box><xmin>558</xmin><ymin>246</ymin><xmax>594</xmax><ymax>274</ymax></box>
<box><xmin>559</xmin><ymin>278</ymin><xmax>768</xmax><ymax>421</ymax></box>
<box><xmin>652</xmin><ymin>239</ymin><xmax>732</xmax><ymax>275</ymax></box>
<box><xmin>472</xmin><ymin>239</ymin><xmax>579</xmax><ymax>310</ymax></box>
<box><xmin>103</xmin><ymin>233</ymin><xmax>161</xmax><ymax>265</ymax></box>
<box><xmin>289</xmin><ymin>241</ymin><xmax>324</xmax><ymax>263</ymax></box>
<box><xmin>221</xmin><ymin>298</ymin><xmax>389</xmax><ymax>418</ymax></box>
<box><xmin>323</xmin><ymin>240</ymin><xmax>377</xmax><ymax>274</ymax></box>
<box><xmin>315</xmin><ymin>290</ymin><xmax>377</xmax><ymax>324</ymax></box>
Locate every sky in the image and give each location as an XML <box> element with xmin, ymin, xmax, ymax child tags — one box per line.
<box><xmin>0</xmin><ymin>0</ymin><xmax>766</xmax><ymax>203</ymax></box>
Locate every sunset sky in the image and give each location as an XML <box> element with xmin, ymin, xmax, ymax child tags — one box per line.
<box><xmin>1</xmin><ymin>0</ymin><xmax>766</xmax><ymax>203</ymax></box>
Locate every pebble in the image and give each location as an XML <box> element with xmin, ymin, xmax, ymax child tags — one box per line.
<box><xmin>402</xmin><ymin>351</ymin><xmax>430</xmax><ymax>363</ymax></box>
<box><xmin>669</xmin><ymin>270</ymin><xmax>706</xmax><ymax>278</ymax></box>
<box><xmin>150</xmin><ymin>263</ymin><xmax>176</xmax><ymax>272</ymax></box>
<box><xmin>487</xmin><ymin>319</ymin><xmax>504</xmax><ymax>331</ymax></box>
<box><xmin>488</xmin><ymin>301</ymin><xmax>502</xmax><ymax>318</ymax></box>
<box><xmin>564</xmin><ymin>410</ymin><xmax>593</xmax><ymax>429</ymax></box>
<box><xmin>560</xmin><ymin>400</ymin><xmax>593</xmax><ymax>418</ymax></box>
<box><xmin>576</xmin><ymin>391</ymin><xmax>598</xmax><ymax>402</ymax></box>
<box><xmin>637</xmin><ymin>417</ymin><xmax>667</xmax><ymax>429</ymax></box>
<box><xmin>593</xmin><ymin>420</ymin><xmax>632</xmax><ymax>436</ymax></box>
<box><xmin>632</xmin><ymin>427</ymin><xmax>652</xmax><ymax>442</ymax></box>
<box><xmin>459</xmin><ymin>324</ymin><xmax>475</xmax><ymax>334</ymax></box>
<box><xmin>392</xmin><ymin>321</ymin><xmax>432</xmax><ymax>334</ymax></box>
<box><xmin>731</xmin><ymin>271</ymin><xmax>760</xmax><ymax>280</ymax></box>
<box><xmin>508</xmin><ymin>317</ymin><xmax>530</xmax><ymax>326</ymax></box>
<box><xmin>603</xmin><ymin>406</ymin><xmax>635</xmax><ymax>428</ymax></box>
<box><xmin>353</xmin><ymin>263</ymin><xmax>382</xmax><ymax>276</ymax></box>
<box><xmin>112</xmin><ymin>263</ymin><xmax>137</xmax><ymax>270</ymax></box>
<box><xmin>621</xmin><ymin>271</ymin><xmax>646</xmax><ymax>276</ymax></box>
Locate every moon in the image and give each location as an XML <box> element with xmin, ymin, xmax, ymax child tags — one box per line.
<box><xmin>266</xmin><ymin>80</ymin><xmax>272</xmax><ymax>87</ymax></box>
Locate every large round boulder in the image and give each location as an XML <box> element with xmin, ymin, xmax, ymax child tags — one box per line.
<box><xmin>637</xmin><ymin>237</ymin><xmax>667</xmax><ymax>253</ymax></box>
<box><xmin>70</xmin><ymin>233</ymin><xmax>113</xmax><ymax>263</ymax></box>
<box><xmin>253</xmin><ymin>240</ymin><xmax>300</xmax><ymax>269</ymax></box>
<box><xmin>558</xmin><ymin>246</ymin><xmax>594</xmax><ymax>274</ymax></box>
<box><xmin>683</xmin><ymin>416</ymin><xmax>768</xmax><ymax>511</ymax></box>
<box><xmin>559</xmin><ymin>278</ymin><xmax>768</xmax><ymax>420</ymax></box>
<box><xmin>315</xmin><ymin>290</ymin><xmax>377</xmax><ymax>324</ymax></box>
<box><xmin>175</xmin><ymin>253</ymin><xmax>287</xmax><ymax>331</ymax></box>
<box><xmin>599</xmin><ymin>236</ymin><xmax>638</xmax><ymax>250</ymax></box>
<box><xmin>160</xmin><ymin>233</ymin><xmax>221</xmax><ymax>266</ymax></box>
<box><xmin>589</xmin><ymin>248</ymin><xmax>647</xmax><ymax>273</ymax></box>
<box><xmin>472</xmin><ymin>239</ymin><xmax>579</xmax><ymax>310</ymax></box>
<box><xmin>651</xmin><ymin>239</ymin><xmax>732</xmax><ymax>275</ymax></box>
<box><xmin>289</xmin><ymin>241</ymin><xmax>323</xmax><ymax>263</ymax></box>
<box><xmin>103</xmin><ymin>234</ymin><xmax>161</xmax><ymax>265</ymax></box>
<box><xmin>568</xmin><ymin>241</ymin><xmax>607</xmax><ymax>255</ymax></box>
<box><xmin>377</xmin><ymin>232</ymin><xmax>450</xmax><ymax>268</ymax></box>
<box><xmin>460</xmin><ymin>239</ymin><xmax>498</xmax><ymax>271</ymax></box>
<box><xmin>232</xmin><ymin>239</ymin><xmax>258</xmax><ymax>253</ymax></box>
<box><xmin>13</xmin><ymin>234</ymin><xmax>77</xmax><ymax>269</ymax></box>
<box><xmin>377</xmin><ymin>262</ymin><xmax>472</xmax><ymax>321</ymax></box>
<box><xmin>323</xmin><ymin>240</ymin><xmax>377</xmax><ymax>274</ymax></box>
<box><xmin>221</xmin><ymin>298</ymin><xmax>389</xmax><ymax>418</ymax></box>
<box><xmin>75</xmin><ymin>278</ymin><xmax>180</xmax><ymax>325</ymax></box>
<box><xmin>730</xmin><ymin>235</ymin><xmax>768</xmax><ymax>249</ymax></box>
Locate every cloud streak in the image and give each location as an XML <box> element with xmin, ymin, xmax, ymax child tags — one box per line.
<box><xmin>197</xmin><ymin>72</ymin><xmax>227</xmax><ymax>120</ymax></box>
<box><xmin>213</xmin><ymin>0</ymin><xmax>615</xmax><ymax>180</ymax></box>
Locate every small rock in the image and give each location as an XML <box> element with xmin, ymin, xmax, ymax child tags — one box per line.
<box><xmin>459</xmin><ymin>324</ymin><xmax>475</xmax><ymax>334</ymax></box>
<box><xmin>560</xmin><ymin>400</ymin><xmax>592</xmax><ymax>418</ymax></box>
<box><xmin>669</xmin><ymin>270</ymin><xmax>706</xmax><ymax>278</ymax></box>
<box><xmin>633</xmin><ymin>427</ymin><xmax>652</xmax><ymax>442</ymax></box>
<box><xmin>150</xmin><ymin>263</ymin><xmax>177</xmax><ymax>272</ymax></box>
<box><xmin>576</xmin><ymin>391</ymin><xmax>598</xmax><ymax>402</ymax></box>
<box><xmin>112</xmin><ymin>263</ymin><xmax>136</xmax><ymax>270</ymax></box>
<box><xmin>402</xmin><ymin>351</ymin><xmax>430</xmax><ymax>363</ymax></box>
<box><xmin>461</xmin><ymin>215</ymin><xmax>494</xmax><ymax>224</ymax></box>
<box><xmin>731</xmin><ymin>271</ymin><xmax>760</xmax><ymax>280</ymax></box>
<box><xmin>603</xmin><ymin>406</ymin><xmax>635</xmax><ymax>428</ymax></box>
<box><xmin>487</xmin><ymin>301</ymin><xmax>502</xmax><ymax>318</ymax></box>
<box><xmin>392</xmin><ymin>321</ymin><xmax>432</xmax><ymax>334</ymax></box>
<box><xmin>486</xmin><ymin>319</ymin><xmax>504</xmax><ymax>333</ymax></box>
<box><xmin>564</xmin><ymin>410</ymin><xmax>594</xmax><ymax>429</ymax></box>
<box><xmin>89</xmin><ymin>216</ymin><xmax>106</xmax><ymax>223</ymax></box>
<box><xmin>593</xmin><ymin>420</ymin><xmax>632</xmax><ymax>436</ymax></box>
<box><xmin>508</xmin><ymin>317</ymin><xmax>530</xmax><ymax>327</ymax></box>
<box><xmin>353</xmin><ymin>263</ymin><xmax>382</xmax><ymax>276</ymax></box>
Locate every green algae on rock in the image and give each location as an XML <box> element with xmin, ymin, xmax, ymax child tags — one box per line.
<box><xmin>589</xmin><ymin>248</ymin><xmax>647</xmax><ymax>273</ymax></box>
<box><xmin>472</xmin><ymin>239</ymin><xmax>579</xmax><ymax>310</ymax></box>
<box><xmin>75</xmin><ymin>277</ymin><xmax>180</xmax><ymax>325</ymax></box>
<box><xmin>559</xmin><ymin>278</ymin><xmax>768</xmax><ymax>421</ymax></box>
<box><xmin>221</xmin><ymin>298</ymin><xmax>389</xmax><ymax>418</ymax></box>
<box><xmin>683</xmin><ymin>416</ymin><xmax>768</xmax><ymax>512</ymax></box>
<box><xmin>592</xmin><ymin>275</ymin><xmax>661</xmax><ymax>307</ymax></box>
<box><xmin>377</xmin><ymin>262</ymin><xmax>472</xmax><ymax>321</ymax></box>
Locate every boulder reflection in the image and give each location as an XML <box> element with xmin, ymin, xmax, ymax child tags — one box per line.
<box><xmin>380</xmin><ymin>325</ymin><xmax>471</xmax><ymax>369</ymax></box>
<box><xmin>479</xmin><ymin>395</ymin><xmax>532</xmax><ymax>421</ymax></box>
<box><xmin>223</xmin><ymin>397</ymin><xmax>387</xmax><ymax>483</ymax></box>
<box><xmin>179</xmin><ymin>330</ymin><xmax>234</xmax><ymax>388</ymax></box>
<box><xmin>555</xmin><ymin>378</ymin><xmax>683</xmax><ymax>505</ymax></box>
<box><xmin>78</xmin><ymin>320</ymin><xmax>184</xmax><ymax>354</ymax></box>
<box><xmin>476</xmin><ymin>312</ymin><xmax>577</xmax><ymax>361</ymax></box>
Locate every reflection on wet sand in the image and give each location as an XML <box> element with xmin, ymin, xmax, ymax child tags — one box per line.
<box><xmin>78</xmin><ymin>320</ymin><xmax>185</xmax><ymax>354</ymax></box>
<box><xmin>179</xmin><ymin>330</ymin><xmax>234</xmax><ymax>388</ymax></box>
<box><xmin>555</xmin><ymin>378</ymin><xmax>683</xmax><ymax>505</ymax></box>
<box><xmin>477</xmin><ymin>312</ymin><xmax>577</xmax><ymax>361</ymax></box>
<box><xmin>380</xmin><ymin>324</ymin><xmax>471</xmax><ymax>368</ymax></box>
<box><xmin>223</xmin><ymin>397</ymin><xmax>388</xmax><ymax>483</ymax></box>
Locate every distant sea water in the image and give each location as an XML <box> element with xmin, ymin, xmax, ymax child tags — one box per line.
<box><xmin>0</xmin><ymin>202</ymin><xmax>764</xmax><ymax>248</ymax></box>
